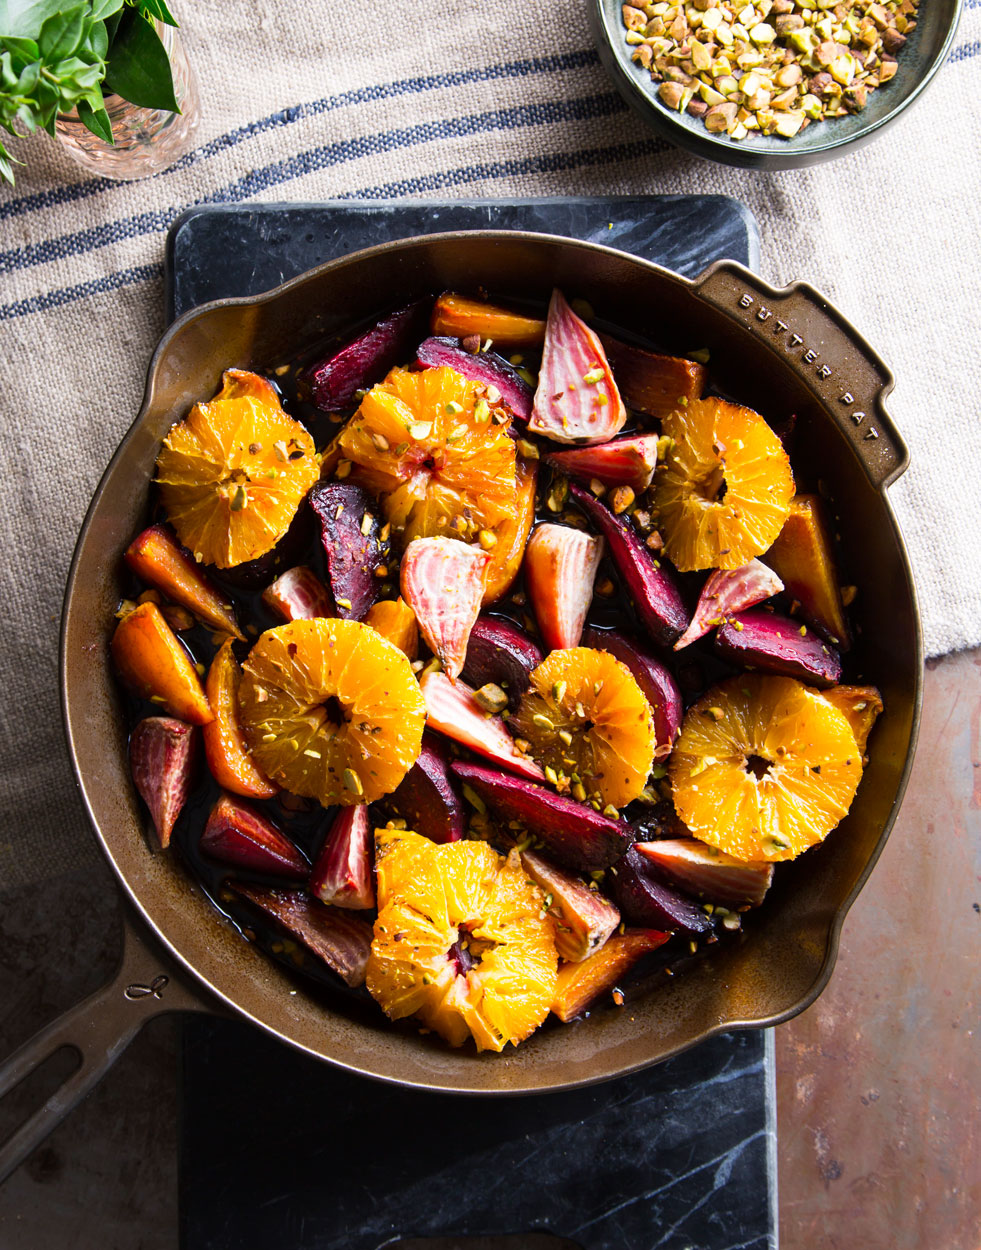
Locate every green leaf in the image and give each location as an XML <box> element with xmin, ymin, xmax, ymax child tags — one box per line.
<box><xmin>104</xmin><ymin>8</ymin><xmax>176</xmax><ymax>110</ymax></box>
<box><xmin>90</xmin><ymin>0</ymin><xmax>124</xmax><ymax>17</ymax></box>
<box><xmin>79</xmin><ymin>16</ymin><xmax>109</xmax><ymax>59</ymax></box>
<box><xmin>0</xmin><ymin>0</ymin><xmax>64</xmax><ymax>39</ymax></box>
<box><xmin>0</xmin><ymin>35</ymin><xmax>39</xmax><ymax>59</ymax></box>
<box><xmin>0</xmin><ymin>133</ymin><xmax>24</xmax><ymax>185</ymax></box>
<box><xmin>15</xmin><ymin>53</ymin><xmax>38</xmax><ymax>91</ymax></box>
<box><xmin>77</xmin><ymin>96</ymin><xmax>113</xmax><ymax>142</ymax></box>
<box><xmin>37</xmin><ymin>4</ymin><xmax>86</xmax><ymax>59</ymax></box>
<box><xmin>136</xmin><ymin>0</ymin><xmax>177</xmax><ymax>27</ymax></box>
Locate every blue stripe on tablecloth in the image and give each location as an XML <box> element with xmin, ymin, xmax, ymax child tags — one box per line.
<box><xmin>951</xmin><ymin>38</ymin><xmax>980</xmax><ymax>60</ymax></box>
<box><xmin>0</xmin><ymin>49</ymin><xmax>600</xmax><ymax>225</ymax></box>
<box><xmin>0</xmin><ymin>136</ymin><xmax>662</xmax><ymax>322</ymax></box>
<box><xmin>0</xmin><ymin>94</ymin><xmax>627</xmax><ymax>276</ymax></box>
<box><xmin>0</xmin><ymin>262</ymin><xmax>164</xmax><ymax>320</ymax></box>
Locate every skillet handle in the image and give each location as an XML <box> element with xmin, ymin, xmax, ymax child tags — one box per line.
<box><xmin>692</xmin><ymin>260</ymin><xmax>909</xmax><ymax>489</ymax></box>
<box><xmin>0</xmin><ymin>907</ymin><xmax>217</xmax><ymax>1185</ymax></box>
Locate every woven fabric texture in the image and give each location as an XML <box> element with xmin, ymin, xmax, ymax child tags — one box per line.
<box><xmin>0</xmin><ymin>0</ymin><xmax>978</xmax><ymax>891</ymax></box>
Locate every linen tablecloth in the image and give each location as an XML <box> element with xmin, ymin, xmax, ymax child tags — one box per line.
<box><xmin>1</xmin><ymin>0</ymin><xmax>978</xmax><ymax>891</ymax></box>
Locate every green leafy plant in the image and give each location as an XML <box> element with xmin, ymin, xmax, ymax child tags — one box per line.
<box><xmin>0</xmin><ymin>0</ymin><xmax>180</xmax><ymax>185</ymax></box>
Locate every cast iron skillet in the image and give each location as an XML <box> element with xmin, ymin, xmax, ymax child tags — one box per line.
<box><xmin>0</xmin><ymin>232</ymin><xmax>922</xmax><ymax>1182</ymax></box>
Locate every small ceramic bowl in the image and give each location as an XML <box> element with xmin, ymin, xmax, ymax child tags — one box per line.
<box><xmin>589</xmin><ymin>0</ymin><xmax>964</xmax><ymax>168</ymax></box>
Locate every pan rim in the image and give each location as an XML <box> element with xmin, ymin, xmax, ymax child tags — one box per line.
<box><xmin>60</xmin><ymin>228</ymin><xmax>924</xmax><ymax>1093</ymax></box>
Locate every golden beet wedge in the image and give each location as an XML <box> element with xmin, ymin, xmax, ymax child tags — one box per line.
<box><xmin>111</xmin><ymin>602</ymin><xmax>213</xmax><ymax>725</ymax></box>
<box><xmin>763</xmin><ymin>494</ymin><xmax>851</xmax><ymax>648</ymax></box>
<box><xmin>430</xmin><ymin>292</ymin><xmax>546</xmax><ymax>349</ymax></box>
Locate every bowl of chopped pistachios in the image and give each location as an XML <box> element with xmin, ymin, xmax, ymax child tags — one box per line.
<box><xmin>589</xmin><ymin>0</ymin><xmax>963</xmax><ymax>166</ymax></box>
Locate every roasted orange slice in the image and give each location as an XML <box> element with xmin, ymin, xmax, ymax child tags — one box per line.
<box><xmin>155</xmin><ymin>370</ymin><xmax>319</xmax><ymax>569</ymax></box>
<box><xmin>202</xmin><ymin>640</ymin><xmax>278</xmax><ymax>798</ymax></box>
<box><xmin>366</xmin><ymin>829</ymin><xmax>558</xmax><ymax>1051</ymax></box>
<box><xmin>670</xmin><ymin>674</ymin><xmax>862</xmax><ymax>863</ymax></box>
<box><xmin>654</xmin><ymin>398</ymin><xmax>794</xmax><ymax>572</ymax></box>
<box><xmin>511</xmin><ymin>648</ymin><xmax>657</xmax><ymax>810</ymax></box>
<box><xmin>237</xmin><ymin>618</ymin><xmax>425</xmax><ymax>806</ymax></box>
<box><xmin>334</xmin><ymin>365</ymin><xmax>519</xmax><ymax>549</ymax></box>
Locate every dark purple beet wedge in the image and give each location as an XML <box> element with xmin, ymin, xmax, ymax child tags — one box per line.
<box><xmin>634</xmin><ymin>840</ymin><xmax>773</xmax><ymax>908</ymax></box>
<box><xmin>715</xmin><ymin>608</ymin><xmax>842</xmax><ymax>688</ymax></box>
<box><xmin>228</xmin><ymin>883</ymin><xmax>373</xmax><ymax>987</ymax></box>
<box><xmin>606</xmin><ymin>846</ymin><xmax>714</xmax><ymax>935</ymax></box>
<box><xmin>569</xmin><ymin>484</ymin><xmax>689</xmax><ymax>647</ymax></box>
<box><xmin>308</xmin><ymin>481</ymin><xmax>390</xmax><ymax>620</ymax></box>
<box><xmin>596</xmin><ymin>335</ymin><xmax>706</xmax><ymax>420</ymax></box>
<box><xmin>451</xmin><ymin>761</ymin><xmax>632</xmax><ymax>872</ymax></box>
<box><xmin>201</xmin><ymin>794</ymin><xmax>309</xmax><ymax>877</ymax></box>
<box><xmin>461</xmin><ymin>616</ymin><xmax>543</xmax><ymax>710</ymax></box>
<box><xmin>414</xmin><ymin>337</ymin><xmax>533</xmax><ymax>421</ymax></box>
<box><xmin>303</xmin><ymin>299</ymin><xmax>430</xmax><ymax>411</ymax></box>
<box><xmin>387</xmin><ymin>734</ymin><xmax>466</xmax><ymax>843</ymax></box>
<box><xmin>583</xmin><ymin>626</ymin><xmax>682</xmax><ymax>760</ymax></box>
<box><xmin>309</xmin><ymin>805</ymin><xmax>375</xmax><ymax>909</ymax></box>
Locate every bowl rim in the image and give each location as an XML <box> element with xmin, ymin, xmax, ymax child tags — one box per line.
<box><xmin>61</xmin><ymin>228</ymin><xmax>924</xmax><ymax>1092</ymax></box>
<box><xmin>589</xmin><ymin>0</ymin><xmax>965</xmax><ymax>167</ymax></box>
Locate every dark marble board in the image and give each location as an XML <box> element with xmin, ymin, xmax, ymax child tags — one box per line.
<box><xmin>170</xmin><ymin>197</ymin><xmax>775</xmax><ymax>1250</ymax></box>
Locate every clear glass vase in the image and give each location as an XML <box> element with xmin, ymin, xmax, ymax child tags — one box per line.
<box><xmin>54</xmin><ymin>22</ymin><xmax>200</xmax><ymax>180</ymax></box>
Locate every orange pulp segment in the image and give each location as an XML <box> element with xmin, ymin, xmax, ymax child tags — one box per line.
<box><xmin>670</xmin><ymin>674</ymin><xmax>862</xmax><ymax>863</ymax></box>
<box><xmin>654</xmin><ymin>397</ymin><xmax>794</xmax><ymax>572</ymax></box>
<box><xmin>334</xmin><ymin>365</ymin><xmax>518</xmax><ymax>548</ymax></box>
<box><xmin>511</xmin><ymin>647</ymin><xmax>657</xmax><ymax>810</ymax></box>
<box><xmin>202</xmin><ymin>640</ymin><xmax>278</xmax><ymax>798</ymax></box>
<box><xmin>367</xmin><ymin>829</ymin><xmax>557</xmax><ymax>1051</ymax></box>
<box><xmin>238</xmin><ymin>618</ymin><xmax>425</xmax><ymax>806</ymax></box>
<box><xmin>155</xmin><ymin>369</ymin><xmax>319</xmax><ymax>569</ymax></box>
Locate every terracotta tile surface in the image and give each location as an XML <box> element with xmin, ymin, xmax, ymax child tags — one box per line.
<box><xmin>776</xmin><ymin>647</ymin><xmax>981</xmax><ymax>1249</ymax></box>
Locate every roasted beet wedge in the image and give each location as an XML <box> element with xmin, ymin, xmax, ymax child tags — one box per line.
<box><xmin>387</xmin><ymin>734</ymin><xmax>466</xmax><ymax>843</ymax></box>
<box><xmin>124</xmin><ymin>524</ymin><xmax>244</xmax><ymax>639</ymax></box>
<box><xmin>201</xmin><ymin>794</ymin><xmax>308</xmax><ymax>877</ymax></box>
<box><xmin>570</xmin><ymin>484</ymin><xmax>689</xmax><ymax>646</ymax></box>
<box><xmin>112</xmin><ymin>602</ymin><xmax>213</xmax><ymax>725</ymax></box>
<box><xmin>420</xmin><ymin>671</ymin><xmax>544</xmax><ymax>781</ymax></box>
<box><xmin>582</xmin><ymin>626</ymin><xmax>682</xmax><ymax>760</ymax></box>
<box><xmin>597</xmin><ymin>335</ymin><xmax>706</xmax><ymax>419</ymax></box>
<box><xmin>302</xmin><ymin>299</ymin><xmax>430</xmax><ymax>411</ymax></box>
<box><xmin>228</xmin><ymin>883</ymin><xmax>373</xmax><ymax>987</ymax></box>
<box><xmin>607</xmin><ymin>846</ymin><xmax>714</xmax><ymax>935</ymax></box>
<box><xmin>673</xmin><ymin>559</ymin><xmax>784</xmax><ymax>650</ymax></box>
<box><xmin>461</xmin><ymin>616</ymin><xmax>543</xmax><ymax>710</ymax></box>
<box><xmin>430</xmin><ymin>292</ymin><xmax>546</xmax><ymax>350</ymax></box>
<box><xmin>716</xmin><ymin>608</ymin><xmax>842</xmax><ymax>687</ymax></box>
<box><xmin>529</xmin><ymin>290</ymin><xmax>627</xmax><ymax>445</ymax></box>
<box><xmin>129</xmin><ymin>716</ymin><xmax>198</xmax><ymax>848</ymax></box>
<box><xmin>262</xmin><ymin>566</ymin><xmax>333</xmax><ymax>622</ymax></box>
<box><xmin>524</xmin><ymin>523</ymin><xmax>604</xmax><ymax>650</ymax></box>
<box><xmin>308</xmin><ymin>481</ymin><xmax>390</xmax><ymax>620</ymax></box>
<box><xmin>544</xmin><ymin>434</ymin><xmax>660</xmax><ymax>492</ymax></box>
<box><xmin>415</xmin><ymin>337</ymin><xmax>533</xmax><ymax>421</ymax></box>
<box><xmin>452</xmin><ymin>762</ymin><xmax>631</xmax><ymax>872</ymax></box>
<box><xmin>764</xmin><ymin>494</ymin><xmax>851</xmax><ymax>648</ymax></box>
<box><xmin>309</xmin><ymin>805</ymin><xmax>374</xmax><ymax>909</ymax></box>
<box><xmin>634</xmin><ymin>840</ymin><xmax>773</xmax><ymax>908</ymax></box>
<box><xmin>400</xmin><ymin>537</ymin><xmax>490</xmax><ymax>680</ymax></box>
<box><xmin>551</xmin><ymin>928</ymin><xmax>670</xmax><ymax>1022</ymax></box>
<box><xmin>520</xmin><ymin>850</ymin><xmax>620</xmax><ymax>962</ymax></box>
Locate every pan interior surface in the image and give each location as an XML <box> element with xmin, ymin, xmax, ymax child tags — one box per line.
<box><xmin>61</xmin><ymin>233</ymin><xmax>921</xmax><ymax>1093</ymax></box>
